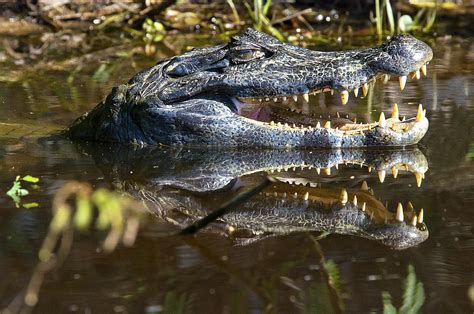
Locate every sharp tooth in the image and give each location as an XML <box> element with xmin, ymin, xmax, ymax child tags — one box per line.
<box><xmin>383</xmin><ymin>74</ymin><xmax>390</xmax><ymax>84</ymax></box>
<box><xmin>353</xmin><ymin>195</ymin><xmax>358</xmax><ymax>206</ymax></box>
<box><xmin>316</xmin><ymin>168</ymin><xmax>320</xmax><ymax>175</ymax></box>
<box><xmin>265</xmin><ymin>97</ymin><xmax>270</xmax><ymax>101</ymax></box>
<box><xmin>349</xmin><ymin>88</ymin><xmax>356</xmax><ymax>100</ymax></box>
<box><xmin>362</xmin><ymin>202</ymin><xmax>366</xmax><ymax>211</ymax></box>
<box><xmin>396</xmin><ymin>203</ymin><xmax>404</xmax><ymax>222</ymax></box>
<box><xmin>414</xmin><ymin>172</ymin><xmax>423</xmax><ymax>187</ymax></box>
<box><xmin>292</xmin><ymin>95</ymin><xmax>298</xmax><ymax>102</ymax></box>
<box><xmin>292</xmin><ymin>123</ymin><xmax>296</xmax><ymax>128</ymax></box>
<box><xmin>316</xmin><ymin>121</ymin><xmax>321</xmax><ymax>128</ymax></box>
<box><xmin>293</xmin><ymin>192</ymin><xmax>298</xmax><ymax>198</ymax></box>
<box><xmin>303</xmin><ymin>93</ymin><xmax>309</xmax><ymax>102</ymax></box>
<box><xmin>336</xmin><ymin>112</ymin><xmax>340</xmax><ymax>118</ymax></box>
<box><xmin>283</xmin><ymin>96</ymin><xmax>287</xmax><ymax>101</ymax></box>
<box><xmin>392</xmin><ymin>167</ymin><xmax>398</xmax><ymax>178</ymax></box>
<box><xmin>391</xmin><ymin>103</ymin><xmax>399</xmax><ymax>120</ymax></box>
<box><xmin>324</xmin><ymin>167</ymin><xmax>331</xmax><ymax>175</ymax></box>
<box><xmin>399</xmin><ymin>76</ymin><xmax>407</xmax><ymax>91</ymax></box>
<box><xmin>421</xmin><ymin>64</ymin><xmax>427</xmax><ymax>76</ymax></box>
<box><xmin>416</xmin><ymin>104</ymin><xmax>424</xmax><ymax>122</ymax></box>
<box><xmin>418</xmin><ymin>208</ymin><xmax>424</xmax><ymax>223</ymax></box>
<box><xmin>259</xmin><ymin>98</ymin><xmax>263</xmax><ymax>102</ymax></box>
<box><xmin>415</xmin><ymin>70</ymin><xmax>421</xmax><ymax>80</ymax></box>
<box><xmin>362</xmin><ymin>83</ymin><xmax>369</xmax><ymax>96</ymax></box>
<box><xmin>340</xmin><ymin>189</ymin><xmax>348</xmax><ymax>205</ymax></box>
<box><xmin>273</xmin><ymin>98</ymin><xmax>278</xmax><ymax>102</ymax></box>
<box><xmin>407</xmin><ymin>201</ymin><xmax>414</xmax><ymax>212</ymax></box>
<box><xmin>277</xmin><ymin>122</ymin><xmax>282</xmax><ymax>126</ymax></box>
<box><xmin>303</xmin><ymin>192</ymin><xmax>309</xmax><ymax>201</ymax></box>
<box><xmin>411</xmin><ymin>215</ymin><xmax>418</xmax><ymax>226</ymax></box>
<box><xmin>270</xmin><ymin>121</ymin><xmax>275</xmax><ymax>126</ymax></box>
<box><xmin>330</xmin><ymin>89</ymin><xmax>334</xmax><ymax>95</ymax></box>
<box><xmin>378</xmin><ymin>112</ymin><xmax>386</xmax><ymax>128</ymax></box>
<box><xmin>361</xmin><ymin>180</ymin><xmax>369</xmax><ymax>191</ymax></box>
<box><xmin>340</xmin><ymin>90</ymin><xmax>349</xmax><ymax>105</ymax></box>
<box><xmin>368</xmin><ymin>166</ymin><xmax>372</xmax><ymax>173</ymax></box>
<box><xmin>402</xmin><ymin>116</ymin><xmax>406</xmax><ymax>122</ymax></box>
<box><xmin>378</xmin><ymin>170</ymin><xmax>386</xmax><ymax>183</ymax></box>
<box><xmin>324</xmin><ymin>121</ymin><xmax>331</xmax><ymax>129</ymax></box>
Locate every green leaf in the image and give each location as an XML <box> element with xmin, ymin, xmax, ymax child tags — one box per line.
<box><xmin>23</xmin><ymin>202</ymin><xmax>39</xmax><ymax>209</ymax></box>
<box><xmin>398</xmin><ymin>15</ymin><xmax>414</xmax><ymax>32</ymax></box>
<box><xmin>21</xmin><ymin>175</ymin><xmax>39</xmax><ymax>183</ymax></box>
<box><xmin>382</xmin><ymin>291</ymin><xmax>397</xmax><ymax>314</ymax></box>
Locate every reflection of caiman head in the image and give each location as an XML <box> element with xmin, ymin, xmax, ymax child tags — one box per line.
<box><xmin>81</xmin><ymin>144</ymin><xmax>429</xmax><ymax>250</ymax></box>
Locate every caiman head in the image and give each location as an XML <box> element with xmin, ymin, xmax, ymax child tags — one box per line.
<box><xmin>67</xmin><ymin>28</ymin><xmax>433</xmax><ymax>147</ymax></box>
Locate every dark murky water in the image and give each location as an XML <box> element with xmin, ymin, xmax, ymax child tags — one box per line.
<box><xmin>0</xmin><ymin>34</ymin><xmax>473</xmax><ymax>313</ymax></box>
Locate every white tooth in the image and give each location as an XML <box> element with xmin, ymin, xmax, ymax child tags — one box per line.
<box><xmin>383</xmin><ymin>74</ymin><xmax>390</xmax><ymax>84</ymax></box>
<box><xmin>265</xmin><ymin>97</ymin><xmax>270</xmax><ymax>101</ymax></box>
<box><xmin>399</xmin><ymin>76</ymin><xmax>407</xmax><ymax>91</ymax></box>
<box><xmin>316</xmin><ymin>121</ymin><xmax>321</xmax><ymax>128</ymax></box>
<box><xmin>415</xmin><ymin>70</ymin><xmax>420</xmax><ymax>80</ymax></box>
<box><xmin>324</xmin><ymin>121</ymin><xmax>331</xmax><ymax>129</ymax></box>
<box><xmin>362</xmin><ymin>202</ymin><xmax>366</xmax><ymax>211</ymax></box>
<box><xmin>292</xmin><ymin>95</ymin><xmax>298</xmax><ymax>102</ymax></box>
<box><xmin>378</xmin><ymin>112</ymin><xmax>386</xmax><ymax>128</ymax></box>
<box><xmin>362</xmin><ymin>83</ymin><xmax>369</xmax><ymax>96</ymax></box>
<box><xmin>259</xmin><ymin>98</ymin><xmax>263</xmax><ymax>102</ymax></box>
<box><xmin>396</xmin><ymin>203</ymin><xmax>404</xmax><ymax>222</ymax></box>
<box><xmin>353</xmin><ymin>88</ymin><xmax>359</xmax><ymax>97</ymax></box>
<box><xmin>340</xmin><ymin>90</ymin><xmax>349</xmax><ymax>105</ymax></box>
<box><xmin>273</xmin><ymin>98</ymin><xmax>278</xmax><ymax>102</ymax></box>
<box><xmin>303</xmin><ymin>93</ymin><xmax>309</xmax><ymax>102</ymax></box>
<box><xmin>292</xmin><ymin>123</ymin><xmax>296</xmax><ymax>128</ymax></box>
<box><xmin>353</xmin><ymin>195</ymin><xmax>358</xmax><ymax>206</ymax></box>
<box><xmin>270</xmin><ymin>121</ymin><xmax>275</xmax><ymax>126</ymax></box>
<box><xmin>283</xmin><ymin>96</ymin><xmax>287</xmax><ymax>101</ymax></box>
<box><xmin>421</xmin><ymin>64</ymin><xmax>427</xmax><ymax>76</ymax></box>
<box><xmin>411</xmin><ymin>215</ymin><xmax>417</xmax><ymax>226</ymax></box>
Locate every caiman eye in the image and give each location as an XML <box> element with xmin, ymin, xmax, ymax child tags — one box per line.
<box><xmin>230</xmin><ymin>49</ymin><xmax>266</xmax><ymax>64</ymax></box>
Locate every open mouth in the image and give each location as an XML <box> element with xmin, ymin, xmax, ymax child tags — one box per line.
<box><xmin>229</xmin><ymin>62</ymin><xmax>430</xmax><ymax>143</ymax></box>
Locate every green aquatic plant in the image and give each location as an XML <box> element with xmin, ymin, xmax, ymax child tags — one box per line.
<box><xmin>372</xmin><ymin>0</ymin><xmax>438</xmax><ymax>38</ymax></box>
<box><xmin>142</xmin><ymin>18</ymin><xmax>166</xmax><ymax>43</ymax></box>
<box><xmin>382</xmin><ymin>264</ymin><xmax>425</xmax><ymax>314</ymax></box>
<box><xmin>6</xmin><ymin>175</ymin><xmax>40</xmax><ymax>208</ymax></box>
<box><xmin>244</xmin><ymin>0</ymin><xmax>284</xmax><ymax>41</ymax></box>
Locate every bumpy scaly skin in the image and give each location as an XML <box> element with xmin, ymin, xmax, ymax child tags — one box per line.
<box><xmin>66</xmin><ymin>29</ymin><xmax>432</xmax><ymax>147</ymax></box>
<box><xmin>86</xmin><ymin>145</ymin><xmax>429</xmax><ymax>249</ymax></box>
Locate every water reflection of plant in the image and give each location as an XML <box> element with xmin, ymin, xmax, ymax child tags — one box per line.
<box><xmin>382</xmin><ymin>265</ymin><xmax>425</xmax><ymax>314</ymax></box>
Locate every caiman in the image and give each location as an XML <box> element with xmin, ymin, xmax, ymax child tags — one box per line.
<box><xmin>84</xmin><ymin>144</ymin><xmax>429</xmax><ymax>249</ymax></box>
<box><xmin>66</xmin><ymin>28</ymin><xmax>433</xmax><ymax>147</ymax></box>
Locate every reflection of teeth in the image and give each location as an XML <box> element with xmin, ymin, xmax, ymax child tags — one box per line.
<box><xmin>362</xmin><ymin>83</ymin><xmax>369</xmax><ymax>96</ymax></box>
<box><xmin>361</xmin><ymin>180</ymin><xmax>369</xmax><ymax>191</ymax></box>
<box><xmin>391</xmin><ymin>103</ymin><xmax>399</xmax><ymax>120</ymax></box>
<box><xmin>379</xmin><ymin>112</ymin><xmax>386</xmax><ymax>128</ymax></box>
<box><xmin>340</xmin><ymin>189</ymin><xmax>348</xmax><ymax>204</ymax></box>
<box><xmin>399</xmin><ymin>76</ymin><xmax>407</xmax><ymax>91</ymax></box>
<box><xmin>392</xmin><ymin>166</ymin><xmax>398</xmax><ymax>178</ymax></box>
<box><xmin>414</xmin><ymin>172</ymin><xmax>423</xmax><ymax>187</ymax></box>
<box><xmin>396</xmin><ymin>203</ymin><xmax>404</xmax><ymax>222</ymax></box>
<box><xmin>421</xmin><ymin>64</ymin><xmax>427</xmax><ymax>76</ymax></box>
<box><xmin>416</xmin><ymin>104</ymin><xmax>425</xmax><ymax>122</ymax></box>
<box><xmin>418</xmin><ymin>208</ymin><xmax>424</xmax><ymax>223</ymax></box>
<box><xmin>303</xmin><ymin>93</ymin><xmax>309</xmax><ymax>102</ymax></box>
<box><xmin>378</xmin><ymin>170</ymin><xmax>386</xmax><ymax>183</ymax></box>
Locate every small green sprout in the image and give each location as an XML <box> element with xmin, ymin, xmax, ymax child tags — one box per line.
<box><xmin>6</xmin><ymin>175</ymin><xmax>40</xmax><ymax>207</ymax></box>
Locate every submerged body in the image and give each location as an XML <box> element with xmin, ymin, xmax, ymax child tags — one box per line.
<box><xmin>66</xmin><ymin>29</ymin><xmax>432</xmax><ymax>148</ymax></box>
